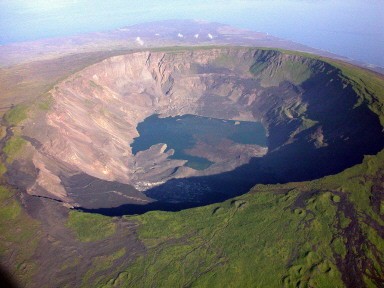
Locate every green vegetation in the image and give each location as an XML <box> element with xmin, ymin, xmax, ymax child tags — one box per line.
<box><xmin>147</xmin><ymin>45</ymin><xmax>225</xmax><ymax>53</ymax></box>
<box><xmin>37</xmin><ymin>93</ymin><xmax>54</xmax><ymax>111</ymax></box>
<box><xmin>335</xmin><ymin>64</ymin><xmax>384</xmax><ymax>126</ymax></box>
<box><xmin>260</xmin><ymin>59</ymin><xmax>312</xmax><ymax>87</ymax></box>
<box><xmin>213</xmin><ymin>52</ymin><xmax>250</xmax><ymax>71</ymax></box>
<box><xmin>0</xmin><ymin>162</ymin><xmax>6</xmax><ymax>176</ymax></box>
<box><xmin>81</xmin><ymin>248</ymin><xmax>126</xmax><ymax>287</ymax></box>
<box><xmin>0</xmin><ymin>126</ymin><xmax>6</xmax><ymax>140</ymax></box>
<box><xmin>248</xmin><ymin>49</ymin><xmax>313</xmax><ymax>86</ymax></box>
<box><xmin>2</xmin><ymin>136</ymin><xmax>26</xmax><ymax>163</ymax></box>
<box><xmin>261</xmin><ymin>47</ymin><xmax>384</xmax><ymax>126</ymax></box>
<box><xmin>4</xmin><ymin>104</ymin><xmax>28</xmax><ymax>125</ymax></box>
<box><xmin>66</xmin><ymin>210</ymin><xmax>117</xmax><ymax>242</ymax></box>
<box><xmin>0</xmin><ymin>185</ymin><xmax>41</xmax><ymax>286</ymax></box>
<box><xmin>86</xmin><ymin>148</ymin><xmax>384</xmax><ymax>288</ymax></box>
<box><xmin>250</xmin><ymin>61</ymin><xmax>269</xmax><ymax>75</ymax></box>
<box><xmin>282</xmin><ymin>60</ymin><xmax>312</xmax><ymax>84</ymax></box>
<box><xmin>0</xmin><ymin>186</ymin><xmax>21</xmax><ymax>220</ymax></box>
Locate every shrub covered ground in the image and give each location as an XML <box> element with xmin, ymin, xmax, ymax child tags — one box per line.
<box><xmin>88</xmin><ymin>150</ymin><xmax>383</xmax><ymax>288</ymax></box>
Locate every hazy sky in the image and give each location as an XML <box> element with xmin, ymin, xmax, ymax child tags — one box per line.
<box><xmin>0</xmin><ymin>0</ymin><xmax>383</xmax><ymax>66</ymax></box>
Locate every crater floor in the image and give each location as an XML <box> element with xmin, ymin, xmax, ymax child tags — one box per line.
<box><xmin>9</xmin><ymin>47</ymin><xmax>384</xmax><ymax>212</ymax></box>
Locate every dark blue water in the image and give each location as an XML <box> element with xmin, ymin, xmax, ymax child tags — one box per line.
<box><xmin>131</xmin><ymin>114</ymin><xmax>267</xmax><ymax>170</ymax></box>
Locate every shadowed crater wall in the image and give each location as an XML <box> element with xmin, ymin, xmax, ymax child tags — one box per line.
<box><xmin>10</xmin><ymin>47</ymin><xmax>384</xmax><ymax>214</ymax></box>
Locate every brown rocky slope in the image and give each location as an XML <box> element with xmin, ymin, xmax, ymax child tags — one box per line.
<box><xmin>6</xmin><ymin>47</ymin><xmax>384</xmax><ymax>210</ymax></box>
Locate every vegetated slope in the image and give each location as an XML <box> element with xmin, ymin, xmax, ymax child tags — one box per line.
<box><xmin>1</xmin><ymin>150</ymin><xmax>384</xmax><ymax>287</ymax></box>
<box><xmin>0</xmin><ymin>47</ymin><xmax>384</xmax><ymax>287</ymax></box>
<box><xmin>93</xmin><ymin>149</ymin><xmax>384</xmax><ymax>288</ymax></box>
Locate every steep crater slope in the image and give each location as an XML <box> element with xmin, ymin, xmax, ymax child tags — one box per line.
<box><xmin>8</xmin><ymin>47</ymin><xmax>384</xmax><ymax>211</ymax></box>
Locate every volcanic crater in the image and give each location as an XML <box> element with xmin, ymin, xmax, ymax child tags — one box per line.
<box><xmin>12</xmin><ymin>47</ymin><xmax>384</xmax><ymax>214</ymax></box>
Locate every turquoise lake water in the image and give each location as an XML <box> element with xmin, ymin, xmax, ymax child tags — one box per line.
<box><xmin>132</xmin><ymin>114</ymin><xmax>267</xmax><ymax>170</ymax></box>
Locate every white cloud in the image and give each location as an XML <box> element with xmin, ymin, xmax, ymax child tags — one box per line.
<box><xmin>208</xmin><ymin>33</ymin><xmax>213</xmax><ymax>39</ymax></box>
<box><xmin>194</xmin><ymin>34</ymin><xmax>199</xmax><ymax>38</ymax></box>
<box><xmin>135</xmin><ymin>36</ymin><xmax>144</xmax><ymax>45</ymax></box>
<box><xmin>177</xmin><ymin>33</ymin><xmax>184</xmax><ymax>38</ymax></box>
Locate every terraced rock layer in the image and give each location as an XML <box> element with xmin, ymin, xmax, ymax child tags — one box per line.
<box><xmin>8</xmin><ymin>47</ymin><xmax>384</xmax><ymax>209</ymax></box>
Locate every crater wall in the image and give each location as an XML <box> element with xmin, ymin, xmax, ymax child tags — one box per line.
<box><xmin>14</xmin><ymin>47</ymin><xmax>384</xmax><ymax>208</ymax></box>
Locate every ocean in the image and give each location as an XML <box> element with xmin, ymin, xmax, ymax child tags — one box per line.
<box><xmin>0</xmin><ymin>0</ymin><xmax>383</xmax><ymax>67</ymax></box>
